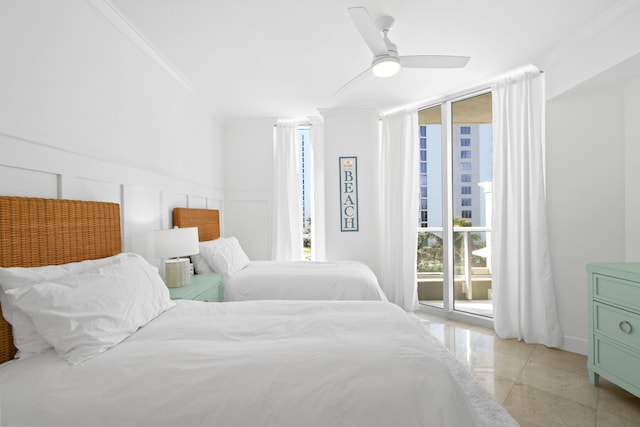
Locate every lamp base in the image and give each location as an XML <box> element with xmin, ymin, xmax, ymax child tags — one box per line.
<box><xmin>165</xmin><ymin>258</ymin><xmax>191</xmax><ymax>288</ymax></box>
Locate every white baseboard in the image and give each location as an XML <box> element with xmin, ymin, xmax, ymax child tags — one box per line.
<box><xmin>560</xmin><ymin>335</ymin><xmax>588</xmax><ymax>355</ymax></box>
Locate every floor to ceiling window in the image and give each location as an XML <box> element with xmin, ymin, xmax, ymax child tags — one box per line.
<box><xmin>297</xmin><ymin>127</ymin><xmax>312</xmax><ymax>260</ymax></box>
<box><xmin>417</xmin><ymin>92</ymin><xmax>493</xmax><ymax>319</ymax></box>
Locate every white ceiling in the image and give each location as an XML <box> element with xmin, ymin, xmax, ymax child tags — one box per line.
<box><xmin>109</xmin><ymin>0</ymin><xmax>619</xmax><ymax>120</ymax></box>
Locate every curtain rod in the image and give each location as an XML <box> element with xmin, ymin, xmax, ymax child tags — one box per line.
<box><xmin>381</xmin><ymin>65</ymin><xmax>544</xmax><ymax>117</ymax></box>
<box><xmin>273</xmin><ymin>122</ymin><xmax>313</xmax><ymax>127</ymax></box>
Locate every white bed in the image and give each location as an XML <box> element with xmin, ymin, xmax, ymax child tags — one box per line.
<box><xmin>173</xmin><ymin>207</ymin><xmax>387</xmax><ymax>302</ymax></box>
<box><xmin>0</xmin><ymin>197</ymin><xmax>517</xmax><ymax>427</ymax></box>
<box><xmin>223</xmin><ymin>260</ymin><xmax>386</xmax><ymax>301</ymax></box>
<box><xmin>0</xmin><ymin>300</ymin><xmax>514</xmax><ymax>427</ymax></box>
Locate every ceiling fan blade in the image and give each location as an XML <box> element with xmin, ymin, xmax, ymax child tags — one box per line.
<box><xmin>348</xmin><ymin>7</ymin><xmax>388</xmax><ymax>56</ymax></box>
<box><xmin>400</xmin><ymin>55</ymin><xmax>470</xmax><ymax>69</ymax></box>
<box><xmin>334</xmin><ymin>67</ymin><xmax>372</xmax><ymax>95</ymax></box>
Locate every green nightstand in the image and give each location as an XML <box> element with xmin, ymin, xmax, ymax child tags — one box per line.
<box><xmin>168</xmin><ymin>273</ymin><xmax>224</xmax><ymax>302</ymax></box>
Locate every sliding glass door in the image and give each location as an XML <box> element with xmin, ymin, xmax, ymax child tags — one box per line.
<box><xmin>417</xmin><ymin>92</ymin><xmax>493</xmax><ymax>319</ymax></box>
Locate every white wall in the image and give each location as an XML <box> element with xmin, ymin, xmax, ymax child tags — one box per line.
<box><xmin>546</xmin><ymin>84</ymin><xmax>627</xmax><ymax>354</ymax></box>
<box><xmin>222</xmin><ymin>119</ymin><xmax>275</xmax><ymax>260</ymax></box>
<box><xmin>0</xmin><ymin>0</ymin><xmax>223</xmax><ymax>271</ymax></box>
<box><xmin>541</xmin><ymin>3</ymin><xmax>640</xmax><ymax>354</ymax></box>
<box><xmin>321</xmin><ymin>109</ymin><xmax>381</xmax><ymax>278</ymax></box>
<box><xmin>624</xmin><ymin>76</ymin><xmax>640</xmax><ymax>261</ymax></box>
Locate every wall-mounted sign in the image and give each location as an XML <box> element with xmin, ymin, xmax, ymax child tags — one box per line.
<box><xmin>339</xmin><ymin>156</ymin><xmax>359</xmax><ymax>232</ymax></box>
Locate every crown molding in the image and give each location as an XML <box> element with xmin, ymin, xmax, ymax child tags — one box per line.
<box><xmin>84</xmin><ymin>0</ymin><xmax>222</xmax><ymax>121</ymax></box>
<box><xmin>539</xmin><ymin>0</ymin><xmax>640</xmax><ymax>70</ymax></box>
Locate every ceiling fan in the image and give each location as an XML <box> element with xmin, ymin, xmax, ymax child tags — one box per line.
<box><xmin>337</xmin><ymin>7</ymin><xmax>470</xmax><ymax>93</ymax></box>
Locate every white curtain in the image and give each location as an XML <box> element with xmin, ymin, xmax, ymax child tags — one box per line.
<box><xmin>492</xmin><ymin>70</ymin><xmax>563</xmax><ymax>347</ymax></box>
<box><xmin>378</xmin><ymin>110</ymin><xmax>420</xmax><ymax>311</ymax></box>
<box><xmin>272</xmin><ymin>122</ymin><xmax>304</xmax><ymax>261</ymax></box>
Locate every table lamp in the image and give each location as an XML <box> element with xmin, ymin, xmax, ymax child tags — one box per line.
<box><xmin>154</xmin><ymin>226</ymin><xmax>199</xmax><ymax>287</ymax></box>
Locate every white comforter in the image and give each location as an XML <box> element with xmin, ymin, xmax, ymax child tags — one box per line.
<box><xmin>0</xmin><ymin>300</ymin><xmax>489</xmax><ymax>427</ymax></box>
<box><xmin>224</xmin><ymin>260</ymin><xmax>386</xmax><ymax>301</ymax></box>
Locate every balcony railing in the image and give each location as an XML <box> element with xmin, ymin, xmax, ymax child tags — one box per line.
<box><xmin>417</xmin><ymin>226</ymin><xmax>492</xmax><ymax>303</ymax></box>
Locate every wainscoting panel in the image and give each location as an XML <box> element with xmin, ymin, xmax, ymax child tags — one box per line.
<box><xmin>0</xmin><ymin>165</ymin><xmax>58</xmax><ymax>198</ymax></box>
<box><xmin>74</xmin><ymin>177</ymin><xmax>122</xmax><ymax>205</ymax></box>
<box><xmin>207</xmin><ymin>198</ymin><xmax>222</xmax><ymax>210</ymax></box>
<box><xmin>124</xmin><ymin>186</ymin><xmax>163</xmax><ymax>268</ymax></box>
<box><xmin>188</xmin><ymin>195</ymin><xmax>207</xmax><ymax>208</ymax></box>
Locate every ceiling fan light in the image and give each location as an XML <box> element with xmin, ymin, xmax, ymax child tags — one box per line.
<box><xmin>371</xmin><ymin>56</ymin><xmax>401</xmax><ymax>78</ymax></box>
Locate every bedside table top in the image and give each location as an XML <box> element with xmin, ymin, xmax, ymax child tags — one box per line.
<box><xmin>169</xmin><ymin>274</ymin><xmax>223</xmax><ymax>300</ymax></box>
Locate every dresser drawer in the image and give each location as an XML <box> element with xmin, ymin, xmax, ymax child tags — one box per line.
<box><xmin>594</xmin><ymin>302</ymin><xmax>640</xmax><ymax>352</ymax></box>
<box><xmin>594</xmin><ymin>336</ymin><xmax>640</xmax><ymax>394</ymax></box>
<box><xmin>593</xmin><ymin>274</ymin><xmax>640</xmax><ymax>312</ymax></box>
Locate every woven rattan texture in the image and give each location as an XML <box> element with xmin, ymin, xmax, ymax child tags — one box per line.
<box><xmin>0</xmin><ymin>196</ymin><xmax>122</xmax><ymax>364</ymax></box>
<box><xmin>173</xmin><ymin>208</ymin><xmax>220</xmax><ymax>242</ymax></box>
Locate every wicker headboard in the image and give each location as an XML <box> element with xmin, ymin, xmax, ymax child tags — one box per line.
<box><xmin>0</xmin><ymin>196</ymin><xmax>122</xmax><ymax>364</ymax></box>
<box><xmin>173</xmin><ymin>208</ymin><xmax>220</xmax><ymax>242</ymax></box>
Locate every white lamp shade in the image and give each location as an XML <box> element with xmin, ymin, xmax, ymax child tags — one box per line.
<box><xmin>154</xmin><ymin>227</ymin><xmax>199</xmax><ymax>259</ymax></box>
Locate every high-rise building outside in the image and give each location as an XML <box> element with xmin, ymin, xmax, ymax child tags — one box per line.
<box><xmin>419</xmin><ymin>124</ymin><xmax>492</xmax><ymax>228</ymax></box>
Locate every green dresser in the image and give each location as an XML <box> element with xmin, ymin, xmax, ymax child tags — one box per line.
<box><xmin>169</xmin><ymin>273</ymin><xmax>224</xmax><ymax>302</ymax></box>
<box><xmin>587</xmin><ymin>262</ymin><xmax>640</xmax><ymax>397</ymax></box>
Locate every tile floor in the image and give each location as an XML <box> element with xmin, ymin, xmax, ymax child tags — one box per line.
<box><xmin>415</xmin><ymin>312</ymin><xmax>640</xmax><ymax>427</ymax></box>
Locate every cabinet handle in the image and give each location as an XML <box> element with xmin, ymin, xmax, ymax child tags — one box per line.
<box><xmin>619</xmin><ymin>320</ymin><xmax>633</xmax><ymax>334</ymax></box>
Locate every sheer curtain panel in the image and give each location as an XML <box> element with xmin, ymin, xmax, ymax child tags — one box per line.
<box><xmin>492</xmin><ymin>70</ymin><xmax>563</xmax><ymax>347</ymax></box>
<box><xmin>378</xmin><ymin>110</ymin><xmax>420</xmax><ymax>311</ymax></box>
<box><xmin>272</xmin><ymin>122</ymin><xmax>304</xmax><ymax>261</ymax></box>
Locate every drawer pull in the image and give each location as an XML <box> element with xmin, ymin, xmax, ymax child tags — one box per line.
<box><xmin>619</xmin><ymin>321</ymin><xmax>633</xmax><ymax>334</ymax></box>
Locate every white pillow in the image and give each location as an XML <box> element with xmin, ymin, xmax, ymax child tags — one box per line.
<box><xmin>0</xmin><ymin>253</ymin><xmax>127</xmax><ymax>359</ymax></box>
<box><xmin>5</xmin><ymin>253</ymin><xmax>174</xmax><ymax>365</ymax></box>
<box><xmin>191</xmin><ymin>242</ymin><xmax>218</xmax><ymax>275</ymax></box>
<box><xmin>191</xmin><ymin>254</ymin><xmax>213</xmax><ymax>274</ymax></box>
<box><xmin>201</xmin><ymin>237</ymin><xmax>250</xmax><ymax>277</ymax></box>
<box><xmin>192</xmin><ymin>239</ymin><xmax>224</xmax><ymax>274</ymax></box>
